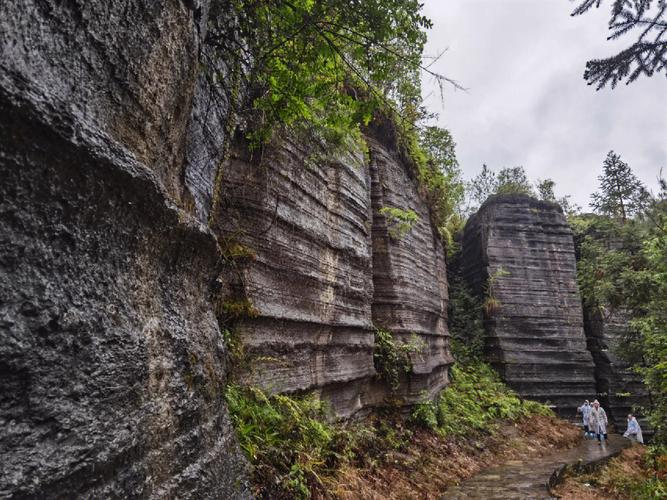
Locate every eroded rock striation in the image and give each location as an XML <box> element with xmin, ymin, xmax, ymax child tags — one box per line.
<box><xmin>1</xmin><ymin>0</ymin><xmax>453</xmax><ymax>495</ymax></box>
<box><xmin>584</xmin><ymin>309</ymin><xmax>652</xmax><ymax>434</ymax></box>
<box><xmin>0</xmin><ymin>0</ymin><xmax>249</xmax><ymax>497</ymax></box>
<box><xmin>461</xmin><ymin>194</ymin><xmax>597</xmax><ymax>416</ymax></box>
<box><xmin>212</xmin><ymin>125</ymin><xmax>452</xmax><ymax>416</ymax></box>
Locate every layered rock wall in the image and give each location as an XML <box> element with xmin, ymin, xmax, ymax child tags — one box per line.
<box><xmin>212</xmin><ymin>128</ymin><xmax>452</xmax><ymax>416</ymax></box>
<box><xmin>584</xmin><ymin>309</ymin><xmax>652</xmax><ymax>433</ymax></box>
<box><xmin>368</xmin><ymin>134</ymin><xmax>452</xmax><ymax>404</ymax></box>
<box><xmin>461</xmin><ymin>195</ymin><xmax>597</xmax><ymax>416</ymax></box>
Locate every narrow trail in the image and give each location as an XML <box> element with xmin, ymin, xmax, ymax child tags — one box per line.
<box><xmin>443</xmin><ymin>434</ymin><xmax>630</xmax><ymax>499</ymax></box>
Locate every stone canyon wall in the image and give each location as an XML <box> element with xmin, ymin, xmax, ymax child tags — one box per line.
<box><xmin>0</xmin><ymin>0</ymin><xmax>250</xmax><ymax>497</ymax></box>
<box><xmin>0</xmin><ymin>0</ymin><xmax>452</xmax><ymax>496</ymax></box>
<box><xmin>461</xmin><ymin>195</ymin><xmax>598</xmax><ymax>416</ymax></box>
<box><xmin>212</xmin><ymin>124</ymin><xmax>452</xmax><ymax>417</ymax></box>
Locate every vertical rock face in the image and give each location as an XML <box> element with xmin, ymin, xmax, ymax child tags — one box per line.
<box><xmin>0</xmin><ymin>0</ymin><xmax>209</xmax><ymax>203</ymax></box>
<box><xmin>213</xmin><ymin>139</ymin><xmax>377</xmax><ymax>417</ymax></box>
<box><xmin>0</xmin><ymin>1</ymin><xmax>249</xmax><ymax>497</ymax></box>
<box><xmin>0</xmin><ymin>0</ymin><xmax>453</xmax><ymax>494</ymax></box>
<box><xmin>368</xmin><ymin>135</ymin><xmax>452</xmax><ymax>404</ymax></box>
<box><xmin>213</xmin><ymin>130</ymin><xmax>452</xmax><ymax>416</ymax></box>
<box><xmin>461</xmin><ymin>195</ymin><xmax>597</xmax><ymax>416</ymax></box>
<box><xmin>584</xmin><ymin>309</ymin><xmax>652</xmax><ymax>434</ymax></box>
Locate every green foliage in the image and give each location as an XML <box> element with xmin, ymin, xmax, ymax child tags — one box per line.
<box><xmin>379</xmin><ymin>206</ymin><xmax>419</xmax><ymax>240</ymax></box>
<box><xmin>571</xmin><ymin>0</ymin><xmax>667</xmax><ymax>89</ymax></box>
<box><xmin>536</xmin><ymin>178</ymin><xmax>580</xmax><ymax>216</ymax></box>
<box><xmin>225</xmin><ymin>385</ymin><xmax>336</xmax><ymax>498</ymax></box>
<box><xmin>220</xmin><ymin>298</ymin><xmax>260</xmax><ymax>319</ymax></box>
<box><xmin>536</xmin><ymin>178</ymin><xmax>557</xmax><ymax>202</ymax></box>
<box><xmin>220</xmin><ymin>0</ymin><xmax>433</xmax><ymax>147</ymax></box>
<box><xmin>631</xmin><ymin>227</ymin><xmax>667</xmax><ymax>443</ymax></box>
<box><xmin>416</xmin><ymin>125</ymin><xmax>466</xmax><ymax>250</ymax></box>
<box><xmin>222</xmin><ymin>328</ymin><xmax>246</xmax><ymax>367</ymax></box>
<box><xmin>466</xmin><ymin>165</ymin><xmax>534</xmax><ymax>213</ymax></box>
<box><xmin>447</xmin><ymin>269</ymin><xmax>485</xmax><ymax>363</ymax></box>
<box><xmin>590</xmin><ymin>150</ymin><xmax>646</xmax><ymax>222</ymax></box>
<box><xmin>411</xmin><ymin>363</ymin><xmax>554</xmax><ymax>435</ymax></box>
<box><xmin>495</xmin><ymin>166</ymin><xmax>534</xmax><ymax>196</ymax></box>
<box><xmin>373</xmin><ymin>328</ymin><xmax>426</xmax><ymax>391</ymax></box>
<box><xmin>572</xmin><ymin>176</ymin><xmax>667</xmax><ymax>444</ymax></box>
<box><xmin>226</xmin><ymin>365</ymin><xmax>553</xmax><ymax>496</ymax></box>
<box><xmin>483</xmin><ymin>266</ymin><xmax>510</xmax><ymax>316</ymax></box>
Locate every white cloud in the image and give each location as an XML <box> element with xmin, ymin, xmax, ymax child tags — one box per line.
<box><xmin>421</xmin><ymin>0</ymin><xmax>667</xmax><ymax>207</ymax></box>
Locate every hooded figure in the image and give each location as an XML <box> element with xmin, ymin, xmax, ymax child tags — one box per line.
<box><xmin>623</xmin><ymin>414</ymin><xmax>644</xmax><ymax>444</ymax></box>
<box><xmin>589</xmin><ymin>400</ymin><xmax>608</xmax><ymax>443</ymax></box>
<box><xmin>577</xmin><ymin>400</ymin><xmax>592</xmax><ymax>436</ymax></box>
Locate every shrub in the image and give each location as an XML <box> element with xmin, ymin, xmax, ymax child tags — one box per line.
<box><xmin>411</xmin><ymin>363</ymin><xmax>553</xmax><ymax>436</ymax></box>
<box><xmin>224</xmin><ymin>385</ymin><xmax>337</xmax><ymax>498</ymax></box>
<box><xmin>374</xmin><ymin>328</ymin><xmax>426</xmax><ymax>391</ymax></box>
<box><xmin>379</xmin><ymin>206</ymin><xmax>420</xmax><ymax>240</ymax></box>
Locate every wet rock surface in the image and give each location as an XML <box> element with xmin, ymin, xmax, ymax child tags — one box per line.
<box><xmin>445</xmin><ymin>434</ymin><xmax>630</xmax><ymax>499</ymax></box>
<box><xmin>213</xmin><ymin>138</ymin><xmax>377</xmax><ymax>416</ymax></box>
<box><xmin>0</xmin><ymin>1</ymin><xmax>249</xmax><ymax>497</ymax></box>
<box><xmin>461</xmin><ymin>195</ymin><xmax>597</xmax><ymax>416</ymax></box>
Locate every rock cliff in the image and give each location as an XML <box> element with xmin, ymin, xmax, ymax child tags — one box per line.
<box><xmin>0</xmin><ymin>0</ymin><xmax>452</xmax><ymax>495</ymax></box>
<box><xmin>461</xmin><ymin>195</ymin><xmax>597</xmax><ymax>416</ymax></box>
<box><xmin>0</xmin><ymin>0</ymin><xmax>249</xmax><ymax>497</ymax></box>
<box><xmin>211</xmin><ymin>125</ymin><xmax>452</xmax><ymax>416</ymax></box>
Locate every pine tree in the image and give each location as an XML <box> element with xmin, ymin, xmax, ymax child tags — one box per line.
<box><xmin>590</xmin><ymin>150</ymin><xmax>645</xmax><ymax>222</ymax></box>
<box><xmin>571</xmin><ymin>0</ymin><xmax>667</xmax><ymax>89</ymax></box>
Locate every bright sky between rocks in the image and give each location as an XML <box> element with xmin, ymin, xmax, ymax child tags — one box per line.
<box><xmin>421</xmin><ymin>0</ymin><xmax>667</xmax><ymax>208</ymax></box>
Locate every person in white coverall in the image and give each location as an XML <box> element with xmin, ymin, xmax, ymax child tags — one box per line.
<box><xmin>623</xmin><ymin>414</ymin><xmax>644</xmax><ymax>444</ymax></box>
<box><xmin>577</xmin><ymin>400</ymin><xmax>592</xmax><ymax>438</ymax></box>
<box><xmin>589</xmin><ymin>400</ymin><xmax>608</xmax><ymax>444</ymax></box>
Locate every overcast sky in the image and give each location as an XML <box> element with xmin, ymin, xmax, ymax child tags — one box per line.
<box><xmin>421</xmin><ymin>0</ymin><xmax>667</xmax><ymax>208</ymax></box>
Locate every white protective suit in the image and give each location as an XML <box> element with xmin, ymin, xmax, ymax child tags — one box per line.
<box><xmin>623</xmin><ymin>417</ymin><xmax>644</xmax><ymax>444</ymax></box>
<box><xmin>578</xmin><ymin>403</ymin><xmax>592</xmax><ymax>428</ymax></box>
<box><xmin>589</xmin><ymin>406</ymin><xmax>608</xmax><ymax>436</ymax></box>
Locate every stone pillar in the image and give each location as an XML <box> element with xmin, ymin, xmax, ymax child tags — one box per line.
<box><xmin>461</xmin><ymin>194</ymin><xmax>597</xmax><ymax>416</ymax></box>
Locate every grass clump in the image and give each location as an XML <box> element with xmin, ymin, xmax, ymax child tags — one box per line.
<box><xmin>411</xmin><ymin>363</ymin><xmax>553</xmax><ymax>435</ymax></box>
<box><xmin>379</xmin><ymin>206</ymin><xmax>420</xmax><ymax>240</ymax></box>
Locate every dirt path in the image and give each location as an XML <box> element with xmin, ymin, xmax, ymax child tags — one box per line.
<box><xmin>443</xmin><ymin>434</ymin><xmax>630</xmax><ymax>499</ymax></box>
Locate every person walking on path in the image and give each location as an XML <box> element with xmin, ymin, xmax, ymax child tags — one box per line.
<box><xmin>577</xmin><ymin>400</ymin><xmax>592</xmax><ymax>438</ymax></box>
<box><xmin>623</xmin><ymin>414</ymin><xmax>644</xmax><ymax>444</ymax></box>
<box><xmin>589</xmin><ymin>400</ymin><xmax>608</xmax><ymax>444</ymax></box>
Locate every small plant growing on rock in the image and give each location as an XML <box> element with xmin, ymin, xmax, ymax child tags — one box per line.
<box><xmin>379</xmin><ymin>206</ymin><xmax>420</xmax><ymax>240</ymax></box>
<box><xmin>483</xmin><ymin>266</ymin><xmax>510</xmax><ymax>316</ymax></box>
<box><xmin>374</xmin><ymin>329</ymin><xmax>426</xmax><ymax>391</ymax></box>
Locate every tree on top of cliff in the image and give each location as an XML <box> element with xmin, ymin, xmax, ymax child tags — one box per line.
<box><xmin>536</xmin><ymin>178</ymin><xmax>581</xmax><ymax>216</ymax></box>
<box><xmin>466</xmin><ymin>165</ymin><xmax>534</xmax><ymax>214</ymax></box>
<box><xmin>495</xmin><ymin>167</ymin><xmax>534</xmax><ymax>196</ymax></box>
<box><xmin>571</xmin><ymin>0</ymin><xmax>667</xmax><ymax>89</ymax></box>
<box><xmin>590</xmin><ymin>150</ymin><xmax>647</xmax><ymax>222</ymax></box>
<box><xmin>209</xmin><ymin>0</ymin><xmax>461</xmax><ymax>146</ymax></box>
